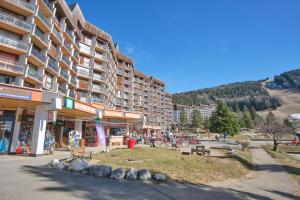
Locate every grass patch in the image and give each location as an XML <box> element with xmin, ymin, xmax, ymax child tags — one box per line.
<box><xmin>262</xmin><ymin>145</ymin><xmax>300</xmax><ymax>185</ymax></box>
<box><xmin>92</xmin><ymin>147</ymin><xmax>248</xmax><ymax>184</ymax></box>
<box><xmin>231</xmin><ymin>148</ymin><xmax>254</xmax><ymax>169</ymax></box>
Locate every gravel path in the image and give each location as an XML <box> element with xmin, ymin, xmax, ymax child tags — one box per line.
<box><xmin>0</xmin><ymin>145</ymin><xmax>299</xmax><ymax>200</ymax></box>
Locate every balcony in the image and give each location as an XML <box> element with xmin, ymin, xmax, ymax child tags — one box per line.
<box><xmin>51</xmin><ymin>27</ymin><xmax>63</xmax><ymax>44</ymax></box>
<box><xmin>0</xmin><ymin>57</ymin><xmax>24</xmax><ymax>75</ymax></box>
<box><xmin>36</xmin><ymin>11</ymin><xmax>51</xmax><ymax>32</ymax></box>
<box><xmin>92</xmin><ymin>74</ymin><xmax>106</xmax><ymax>82</ymax></box>
<box><xmin>71</xmin><ymin>65</ymin><xmax>78</xmax><ymax>73</ymax></box>
<box><xmin>79</xmin><ymin>48</ymin><xmax>94</xmax><ymax>57</ymax></box>
<box><xmin>94</xmin><ymin>52</ymin><xmax>107</xmax><ymax>62</ymax></box>
<box><xmin>92</xmin><ymin>84</ymin><xmax>105</xmax><ymax>93</ymax></box>
<box><xmin>124</xmin><ymin>65</ymin><xmax>132</xmax><ymax>71</ymax></box>
<box><xmin>2</xmin><ymin>0</ymin><xmax>35</xmax><ymax>16</ymax></box>
<box><xmin>92</xmin><ymin>96</ymin><xmax>105</xmax><ymax>104</ymax></box>
<box><xmin>61</xmin><ymin>55</ymin><xmax>71</xmax><ymax>67</ymax></box>
<box><xmin>93</xmin><ymin>63</ymin><xmax>106</xmax><ymax>72</ymax></box>
<box><xmin>30</xmin><ymin>47</ymin><xmax>46</xmax><ymax>66</ymax></box>
<box><xmin>47</xmin><ymin>58</ymin><xmax>59</xmax><ymax>74</ymax></box>
<box><xmin>64</xmin><ymin>42</ymin><xmax>72</xmax><ymax>54</ymax></box>
<box><xmin>72</xmin><ymin>51</ymin><xmax>79</xmax><ymax>63</ymax></box>
<box><xmin>27</xmin><ymin>66</ymin><xmax>43</xmax><ymax>83</ymax></box>
<box><xmin>32</xmin><ymin>27</ymin><xmax>48</xmax><ymax>48</ymax></box>
<box><xmin>78</xmin><ymin>80</ymin><xmax>90</xmax><ymax>90</ymax></box>
<box><xmin>70</xmin><ymin>76</ymin><xmax>77</xmax><ymax>87</ymax></box>
<box><xmin>73</xmin><ymin>40</ymin><xmax>80</xmax><ymax>51</ymax></box>
<box><xmin>95</xmin><ymin>42</ymin><xmax>107</xmax><ymax>51</ymax></box>
<box><xmin>38</xmin><ymin>0</ymin><xmax>54</xmax><ymax>17</ymax></box>
<box><xmin>115</xmin><ymin>98</ymin><xmax>123</xmax><ymax>106</ymax></box>
<box><xmin>0</xmin><ymin>11</ymin><xmax>32</xmax><ymax>35</ymax></box>
<box><xmin>116</xmin><ymin>68</ymin><xmax>124</xmax><ymax>75</ymax></box>
<box><xmin>59</xmin><ymin>69</ymin><xmax>68</xmax><ymax>81</ymax></box>
<box><xmin>0</xmin><ymin>34</ymin><xmax>28</xmax><ymax>54</ymax></box>
<box><xmin>77</xmin><ymin>69</ymin><xmax>91</xmax><ymax>78</ymax></box>
<box><xmin>124</xmin><ymin>80</ymin><xmax>132</xmax><ymax>85</ymax></box>
<box><xmin>64</xmin><ymin>27</ymin><xmax>73</xmax><ymax>42</ymax></box>
<box><xmin>58</xmin><ymin>84</ymin><xmax>67</xmax><ymax>94</ymax></box>
<box><xmin>69</xmin><ymin>89</ymin><xmax>76</xmax><ymax>98</ymax></box>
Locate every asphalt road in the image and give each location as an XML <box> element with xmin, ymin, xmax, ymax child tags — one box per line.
<box><xmin>0</xmin><ymin>145</ymin><xmax>299</xmax><ymax>200</ymax></box>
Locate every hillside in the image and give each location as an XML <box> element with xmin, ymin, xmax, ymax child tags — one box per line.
<box><xmin>269</xmin><ymin>68</ymin><xmax>300</xmax><ymax>89</ymax></box>
<box><xmin>172</xmin><ymin>80</ymin><xmax>281</xmax><ymax>111</ymax></box>
<box><xmin>260</xmin><ymin>81</ymin><xmax>300</xmax><ymax>120</ymax></box>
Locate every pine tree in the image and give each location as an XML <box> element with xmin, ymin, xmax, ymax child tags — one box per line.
<box><xmin>242</xmin><ymin>105</ymin><xmax>254</xmax><ymax>129</ymax></box>
<box><xmin>192</xmin><ymin>110</ymin><xmax>202</xmax><ymax>128</ymax></box>
<box><xmin>209</xmin><ymin>101</ymin><xmax>240</xmax><ymax>136</ymax></box>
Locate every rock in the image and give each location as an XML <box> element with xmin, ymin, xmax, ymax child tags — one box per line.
<box><xmin>152</xmin><ymin>173</ymin><xmax>167</xmax><ymax>181</ymax></box>
<box><xmin>69</xmin><ymin>158</ymin><xmax>89</xmax><ymax>172</ymax></box>
<box><xmin>125</xmin><ymin>168</ymin><xmax>138</xmax><ymax>180</ymax></box>
<box><xmin>87</xmin><ymin>165</ymin><xmax>112</xmax><ymax>177</ymax></box>
<box><xmin>110</xmin><ymin>167</ymin><xmax>126</xmax><ymax>179</ymax></box>
<box><xmin>51</xmin><ymin>159</ymin><xmax>60</xmax><ymax>168</ymax></box>
<box><xmin>138</xmin><ymin>169</ymin><xmax>151</xmax><ymax>181</ymax></box>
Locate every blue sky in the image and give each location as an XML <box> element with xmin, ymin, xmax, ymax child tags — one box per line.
<box><xmin>67</xmin><ymin>0</ymin><xmax>300</xmax><ymax>93</ymax></box>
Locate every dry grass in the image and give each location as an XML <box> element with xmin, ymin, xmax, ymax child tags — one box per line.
<box><xmin>92</xmin><ymin>147</ymin><xmax>248</xmax><ymax>184</ymax></box>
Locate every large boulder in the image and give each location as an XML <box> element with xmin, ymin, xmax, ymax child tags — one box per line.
<box><xmin>138</xmin><ymin>169</ymin><xmax>151</xmax><ymax>181</ymax></box>
<box><xmin>152</xmin><ymin>173</ymin><xmax>167</xmax><ymax>181</ymax></box>
<box><xmin>87</xmin><ymin>165</ymin><xmax>112</xmax><ymax>177</ymax></box>
<box><xmin>69</xmin><ymin>158</ymin><xmax>89</xmax><ymax>172</ymax></box>
<box><xmin>51</xmin><ymin>159</ymin><xmax>60</xmax><ymax>168</ymax></box>
<box><xmin>125</xmin><ymin>168</ymin><xmax>138</xmax><ymax>180</ymax></box>
<box><xmin>110</xmin><ymin>167</ymin><xmax>126</xmax><ymax>179</ymax></box>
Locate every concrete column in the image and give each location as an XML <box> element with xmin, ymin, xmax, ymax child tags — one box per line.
<box><xmin>74</xmin><ymin>120</ymin><xmax>83</xmax><ymax>139</ymax></box>
<box><xmin>30</xmin><ymin>105</ymin><xmax>48</xmax><ymax>156</ymax></box>
<box><xmin>10</xmin><ymin>108</ymin><xmax>23</xmax><ymax>153</ymax></box>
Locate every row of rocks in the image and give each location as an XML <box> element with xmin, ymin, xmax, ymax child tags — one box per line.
<box><xmin>50</xmin><ymin>158</ymin><xmax>167</xmax><ymax>182</ymax></box>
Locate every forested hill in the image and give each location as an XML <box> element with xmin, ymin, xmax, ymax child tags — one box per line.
<box><xmin>172</xmin><ymin>80</ymin><xmax>281</xmax><ymax>111</ymax></box>
<box><xmin>271</xmin><ymin>69</ymin><xmax>300</xmax><ymax>89</ymax></box>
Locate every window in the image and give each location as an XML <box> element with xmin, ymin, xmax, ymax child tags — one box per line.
<box><xmin>0</xmin><ymin>74</ymin><xmax>15</xmax><ymax>84</ymax></box>
<box><xmin>45</xmin><ymin>73</ymin><xmax>53</xmax><ymax>89</ymax></box>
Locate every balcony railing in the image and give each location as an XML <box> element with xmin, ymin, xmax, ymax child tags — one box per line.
<box><xmin>70</xmin><ymin>76</ymin><xmax>77</xmax><ymax>86</ymax></box>
<box><xmin>64</xmin><ymin>42</ymin><xmax>72</xmax><ymax>53</ymax></box>
<box><xmin>95</xmin><ymin>53</ymin><xmax>106</xmax><ymax>61</ymax></box>
<box><xmin>124</xmin><ymin>80</ymin><xmax>132</xmax><ymax>85</ymax></box>
<box><xmin>0</xmin><ymin>12</ymin><xmax>32</xmax><ymax>32</ymax></box>
<box><xmin>43</xmin><ymin>0</ymin><xmax>54</xmax><ymax>13</ymax></box>
<box><xmin>62</xmin><ymin>55</ymin><xmax>70</xmax><ymax>65</ymax></box>
<box><xmin>92</xmin><ymin>96</ymin><xmax>105</xmax><ymax>104</ymax></box>
<box><xmin>115</xmin><ymin>98</ymin><xmax>123</xmax><ymax>106</ymax></box>
<box><xmin>69</xmin><ymin>89</ymin><xmax>76</xmax><ymax>98</ymax></box>
<box><xmin>53</xmin><ymin>28</ymin><xmax>63</xmax><ymax>43</ymax></box>
<box><xmin>37</xmin><ymin>11</ymin><xmax>51</xmax><ymax>29</ymax></box>
<box><xmin>96</xmin><ymin>42</ymin><xmax>107</xmax><ymax>50</ymax></box>
<box><xmin>0</xmin><ymin>57</ymin><xmax>24</xmax><ymax>74</ymax></box>
<box><xmin>73</xmin><ymin>51</ymin><xmax>79</xmax><ymax>60</ymax></box>
<box><xmin>8</xmin><ymin>0</ymin><xmax>35</xmax><ymax>12</ymax></box>
<box><xmin>93</xmin><ymin>74</ymin><xmax>105</xmax><ymax>81</ymax></box>
<box><xmin>116</xmin><ymin>68</ymin><xmax>124</xmax><ymax>75</ymax></box>
<box><xmin>27</xmin><ymin>67</ymin><xmax>43</xmax><ymax>82</ymax></box>
<box><xmin>78</xmin><ymin>81</ymin><xmax>89</xmax><ymax>89</ymax></box>
<box><xmin>60</xmin><ymin>70</ymin><xmax>68</xmax><ymax>80</ymax></box>
<box><xmin>0</xmin><ymin>35</ymin><xmax>28</xmax><ymax>51</ymax></box>
<box><xmin>72</xmin><ymin>65</ymin><xmax>78</xmax><ymax>73</ymax></box>
<box><xmin>74</xmin><ymin>40</ymin><xmax>80</xmax><ymax>49</ymax></box>
<box><xmin>92</xmin><ymin>84</ymin><xmax>105</xmax><ymax>93</ymax></box>
<box><xmin>34</xmin><ymin>27</ymin><xmax>48</xmax><ymax>44</ymax></box>
<box><xmin>31</xmin><ymin>47</ymin><xmax>46</xmax><ymax>63</ymax></box>
<box><xmin>48</xmin><ymin>58</ymin><xmax>59</xmax><ymax>73</ymax></box>
<box><xmin>65</xmin><ymin>27</ymin><xmax>73</xmax><ymax>39</ymax></box>
<box><xmin>78</xmin><ymin>70</ymin><xmax>90</xmax><ymax>77</ymax></box>
<box><xmin>94</xmin><ymin>63</ymin><xmax>106</xmax><ymax>71</ymax></box>
<box><xmin>58</xmin><ymin>84</ymin><xmax>67</xmax><ymax>94</ymax></box>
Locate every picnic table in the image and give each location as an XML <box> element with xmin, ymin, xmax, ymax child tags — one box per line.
<box><xmin>181</xmin><ymin>145</ymin><xmax>210</xmax><ymax>156</ymax></box>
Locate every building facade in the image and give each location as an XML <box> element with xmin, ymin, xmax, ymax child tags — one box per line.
<box><xmin>173</xmin><ymin>104</ymin><xmax>216</xmax><ymax>124</ymax></box>
<box><xmin>0</xmin><ymin>0</ymin><xmax>172</xmax><ymax>156</ymax></box>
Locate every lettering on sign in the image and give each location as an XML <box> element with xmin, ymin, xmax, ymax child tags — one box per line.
<box><xmin>0</xmin><ymin>86</ymin><xmax>32</xmax><ymax>100</ymax></box>
<box><xmin>74</xmin><ymin>102</ymin><xmax>96</xmax><ymax>114</ymax></box>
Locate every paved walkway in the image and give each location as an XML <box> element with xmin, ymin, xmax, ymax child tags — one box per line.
<box><xmin>0</xmin><ymin>145</ymin><xmax>299</xmax><ymax>200</ymax></box>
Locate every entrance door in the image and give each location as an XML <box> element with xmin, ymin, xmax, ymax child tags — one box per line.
<box><xmin>0</xmin><ymin>111</ymin><xmax>15</xmax><ymax>154</ymax></box>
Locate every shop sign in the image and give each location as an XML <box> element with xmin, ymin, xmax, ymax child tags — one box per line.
<box><xmin>0</xmin><ymin>85</ymin><xmax>32</xmax><ymax>100</ymax></box>
<box><xmin>74</xmin><ymin>101</ymin><xmax>96</xmax><ymax>114</ymax></box>
<box><xmin>65</xmin><ymin>98</ymin><xmax>74</xmax><ymax>109</ymax></box>
<box><xmin>55</xmin><ymin>120</ymin><xmax>65</xmax><ymax>126</ymax></box>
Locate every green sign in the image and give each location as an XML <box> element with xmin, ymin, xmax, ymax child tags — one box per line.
<box><xmin>65</xmin><ymin>97</ymin><xmax>74</xmax><ymax>109</ymax></box>
<box><xmin>96</xmin><ymin>118</ymin><xmax>101</xmax><ymax>124</ymax></box>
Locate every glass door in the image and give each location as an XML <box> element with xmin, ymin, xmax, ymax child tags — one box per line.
<box><xmin>0</xmin><ymin>120</ymin><xmax>13</xmax><ymax>153</ymax></box>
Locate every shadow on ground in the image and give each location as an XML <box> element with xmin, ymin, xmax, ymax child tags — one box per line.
<box><xmin>21</xmin><ymin>165</ymin><xmax>298</xmax><ymax>200</ymax></box>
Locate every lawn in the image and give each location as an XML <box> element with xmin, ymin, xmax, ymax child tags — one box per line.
<box><xmin>92</xmin><ymin>147</ymin><xmax>249</xmax><ymax>184</ymax></box>
<box><xmin>262</xmin><ymin>145</ymin><xmax>300</xmax><ymax>185</ymax></box>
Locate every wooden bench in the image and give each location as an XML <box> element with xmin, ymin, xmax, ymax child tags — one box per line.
<box><xmin>191</xmin><ymin>145</ymin><xmax>210</xmax><ymax>156</ymax></box>
<box><xmin>71</xmin><ymin>147</ymin><xmax>92</xmax><ymax>159</ymax></box>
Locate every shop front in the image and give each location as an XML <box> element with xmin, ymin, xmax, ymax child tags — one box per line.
<box><xmin>0</xmin><ymin>110</ymin><xmax>15</xmax><ymax>154</ymax></box>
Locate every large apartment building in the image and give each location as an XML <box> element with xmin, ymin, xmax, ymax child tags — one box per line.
<box><xmin>173</xmin><ymin>104</ymin><xmax>216</xmax><ymax>125</ymax></box>
<box><xmin>0</xmin><ymin>0</ymin><xmax>172</xmax><ymax>156</ymax></box>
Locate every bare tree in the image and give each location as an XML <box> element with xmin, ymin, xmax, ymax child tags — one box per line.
<box><xmin>259</xmin><ymin>112</ymin><xmax>293</xmax><ymax>151</ymax></box>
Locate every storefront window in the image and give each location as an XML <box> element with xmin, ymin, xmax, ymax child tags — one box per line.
<box><xmin>18</xmin><ymin>110</ymin><xmax>34</xmax><ymax>154</ymax></box>
<box><xmin>110</xmin><ymin>128</ymin><xmax>125</xmax><ymax>136</ymax></box>
<box><xmin>0</xmin><ymin>121</ymin><xmax>13</xmax><ymax>153</ymax></box>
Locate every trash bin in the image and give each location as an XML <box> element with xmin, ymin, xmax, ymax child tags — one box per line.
<box><xmin>127</xmin><ymin>139</ymin><xmax>136</xmax><ymax>149</ymax></box>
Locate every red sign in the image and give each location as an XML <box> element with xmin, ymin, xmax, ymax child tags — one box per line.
<box><xmin>74</xmin><ymin>101</ymin><xmax>96</xmax><ymax>114</ymax></box>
